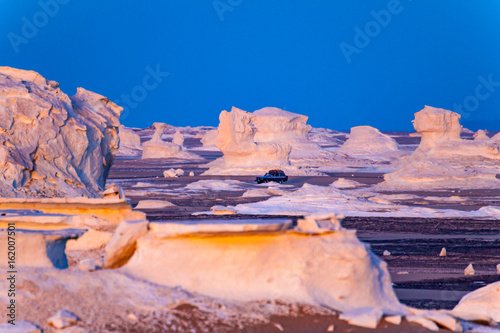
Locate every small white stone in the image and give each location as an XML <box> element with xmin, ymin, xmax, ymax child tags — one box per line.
<box><xmin>163</xmin><ymin>168</ymin><xmax>178</xmax><ymax>178</ymax></box>
<box><xmin>48</xmin><ymin>310</ymin><xmax>79</xmax><ymax>329</ymax></box>
<box><xmin>439</xmin><ymin>247</ymin><xmax>447</xmax><ymax>257</ymax></box>
<box><xmin>127</xmin><ymin>313</ymin><xmax>139</xmax><ymax>321</ymax></box>
<box><xmin>175</xmin><ymin>168</ymin><xmax>184</xmax><ymax>176</ymax></box>
<box><xmin>189</xmin><ymin>171</ymin><xmax>195</xmax><ymax>176</ymax></box>
<box><xmin>464</xmin><ymin>264</ymin><xmax>475</xmax><ymax>276</ymax></box>
<box><xmin>327</xmin><ymin>324</ymin><xmax>335</xmax><ymax>331</ymax></box>
<box><xmin>77</xmin><ymin>258</ymin><xmax>97</xmax><ymax>272</ymax></box>
<box><xmin>496</xmin><ymin>263</ymin><xmax>500</xmax><ymax>275</ymax></box>
<box><xmin>273</xmin><ymin>323</ymin><xmax>284</xmax><ymax>331</ymax></box>
<box><xmin>383</xmin><ymin>250</ymin><xmax>391</xmax><ymax>256</ymax></box>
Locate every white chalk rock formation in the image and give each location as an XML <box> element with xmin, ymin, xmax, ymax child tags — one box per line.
<box><xmin>453</xmin><ymin>281</ymin><xmax>500</xmax><ymax>322</ymax></box>
<box><xmin>104</xmin><ymin>219</ymin><xmax>149</xmax><ymax>268</ymax></box>
<box><xmin>252</xmin><ymin>107</ymin><xmax>311</xmax><ymax>143</ymax></box>
<box><xmin>117</xmin><ymin>125</ymin><xmax>142</xmax><ymax>156</ymax></box>
<box><xmin>0</xmin><ymin>226</ymin><xmax>85</xmax><ymax>269</ymax></box>
<box><xmin>203</xmin><ymin>107</ymin><xmax>293</xmax><ymax>175</ymax></box>
<box><xmin>122</xmin><ymin>215</ymin><xmax>405</xmax><ymax>316</ymax></box>
<box><xmin>378</xmin><ymin>106</ymin><xmax>500</xmax><ymax>190</ymax></box>
<box><xmin>142</xmin><ymin>123</ymin><xmax>199</xmax><ymax>159</ymax></box>
<box><xmin>200</xmin><ymin>129</ymin><xmax>219</xmax><ymax>149</ymax></box>
<box><xmin>0</xmin><ymin>67</ymin><xmax>122</xmax><ymax>198</ymax></box>
<box><xmin>250</xmin><ymin>107</ymin><xmax>342</xmax><ymax>168</ymax></box>
<box><xmin>337</xmin><ymin>126</ymin><xmax>402</xmax><ymax>161</ymax></box>
<box><xmin>204</xmin><ymin>106</ymin><xmax>379</xmax><ymax>174</ymax></box>
<box><xmin>172</xmin><ymin>130</ymin><xmax>184</xmax><ymax>146</ymax></box>
<box><xmin>473</xmin><ymin>129</ymin><xmax>490</xmax><ymax>141</ymax></box>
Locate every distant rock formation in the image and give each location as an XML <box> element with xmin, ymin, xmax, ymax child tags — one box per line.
<box><xmin>142</xmin><ymin>123</ymin><xmax>199</xmax><ymax>159</ymax></box>
<box><xmin>117</xmin><ymin>125</ymin><xmax>142</xmax><ymax>156</ymax></box>
<box><xmin>0</xmin><ymin>67</ymin><xmax>122</xmax><ymax>198</ymax></box>
<box><xmin>473</xmin><ymin>129</ymin><xmax>490</xmax><ymax>141</ymax></box>
<box><xmin>337</xmin><ymin>126</ymin><xmax>402</xmax><ymax>161</ymax></box>
<box><xmin>203</xmin><ymin>107</ymin><xmax>293</xmax><ymax>174</ymax></box>
<box><xmin>378</xmin><ymin>106</ymin><xmax>500</xmax><ymax>190</ymax></box>
<box><xmin>172</xmin><ymin>130</ymin><xmax>184</xmax><ymax>147</ymax></box>
<box><xmin>200</xmin><ymin>129</ymin><xmax>219</xmax><ymax>149</ymax></box>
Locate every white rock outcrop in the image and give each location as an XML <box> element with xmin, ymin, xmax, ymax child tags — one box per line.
<box><xmin>337</xmin><ymin>126</ymin><xmax>402</xmax><ymax>161</ymax></box>
<box><xmin>122</xmin><ymin>215</ymin><xmax>405</xmax><ymax>316</ymax></box>
<box><xmin>172</xmin><ymin>130</ymin><xmax>184</xmax><ymax>146</ymax></box>
<box><xmin>203</xmin><ymin>107</ymin><xmax>293</xmax><ymax>175</ymax></box>
<box><xmin>117</xmin><ymin>125</ymin><xmax>142</xmax><ymax>156</ymax></box>
<box><xmin>453</xmin><ymin>281</ymin><xmax>500</xmax><ymax>323</ymax></box>
<box><xmin>104</xmin><ymin>219</ymin><xmax>149</xmax><ymax>268</ymax></box>
<box><xmin>0</xmin><ymin>67</ymin><xmax>122</xmax><ymax>198</ymax></box>
<box><xmin>378</xmin><ymin>106</ymin><xmax>500</xmax><ymax>190</ymax></box>
<box><xmin>473</xmin><ymin>129</ymin><xmax>490</xmax><ymax>141</ymax></box>
<box><xmin>142</xmin><ymin>123</ymin><xmax>199</xmax><ymax>159</ymax></box>
<box><xmin>200</xmin><ymin>129</ymin><xmax>219</xmax><ymax>149</ymax></box>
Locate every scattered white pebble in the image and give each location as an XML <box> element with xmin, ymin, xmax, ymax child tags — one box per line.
<box><xmin>439</xmin><ymin>247</ymin><xmax>447</xmax><ymax>257</ymax></box>
<box><xmin>127</xmin><ymin>313</ymin><xmax>139</xmax><ymax>321</ymax></box>
<box><xmin>189</xmin><ymin>171</ymin><xmax>194</xmax><ymax>176</ymax></box>
<box><xmin>48</xmin><ymin>310</ymin><xmax>79</xmax><ymax>329</ymax></box>
<box><xmin>163</xmin><ymin>168</ymin><xmax>178</xmax><ymax>178</ymax></box>
<box><xmin>464</xmin><ymin>264</ymin><xmax>475</xmax><ymax>276</ymax></box>
<box><xmin>497</xmin><ymin>263</ymin><xmax>500</xmax><ymax>275</ymax></box>
<box><xmin>77</xmin><ymin>258</ymin><xmax>97</xmax><ymax>272</ymax></box>
<box><xmin>396</xmin><ymin>271</ymin><xmax>409</xmax><ymax>275</ymax></box>
<box><xmin>383</xmin><ymin>250</ymin><xmax>391</xmax><ymax>256</ymax></box>
<box><xmin>175</xmin><ymin>168</ymin><xmax>184</xmax><ymax>176</ymax></box>
<box><xmin>273</xmin><ymin>323</ymin><xmax>284</xmax><ymax>331</ymax></box>
<box><xmin>327</xmin><ymin>324</ymin><xmax>335</xmax><ymax>331</ymax></box>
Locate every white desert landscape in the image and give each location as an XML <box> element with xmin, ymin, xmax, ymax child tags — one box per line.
<box><xmin>0</xmin><ymin>67</ymin><xmax>499</xmax><ymax>333</ymax></box>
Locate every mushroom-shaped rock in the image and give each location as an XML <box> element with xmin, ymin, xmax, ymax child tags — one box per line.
<box><xmin>378</xmin><ymin>106</ymin><xmax>500</xmax><ymax>190</ymax></box>
<box><xmin>412</xmin><ymin>106</ymin><xmax>462</xmax><ymax>149</ymax></box>
<box><xmin>142</xmin><ymin>123</ymin><xmax>181</xmax><ymax>158</ymax></box>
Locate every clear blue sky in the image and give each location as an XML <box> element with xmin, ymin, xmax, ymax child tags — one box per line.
<box><xmin>1</xmin><ymin>1</ymin><xmax>500</xmax><ymax>131</ymax></box>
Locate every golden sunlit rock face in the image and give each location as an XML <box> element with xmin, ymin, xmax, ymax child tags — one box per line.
<box><xmin>0</xmin><ymin>67</ymin><xmax>122</xmax><ymax>198</ymax></box>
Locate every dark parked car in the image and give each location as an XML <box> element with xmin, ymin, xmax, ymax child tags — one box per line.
<box><xmin>255</xmin><ymin>169</ymin><xmax>288</xmax><ymax>184</ymax></box>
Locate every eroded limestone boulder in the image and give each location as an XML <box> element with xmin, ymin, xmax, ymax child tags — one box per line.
<box><xmin>0</xmin><ymin>67</ymin><xmax>122</xmax><ymax>198</ymax></box>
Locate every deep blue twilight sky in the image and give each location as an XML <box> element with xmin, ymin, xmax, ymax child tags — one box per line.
<box><xmin>1</xmin><ymin>1</ymin><xmax>500</xmax><ymax>131</ymax></box>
